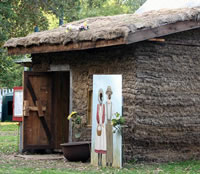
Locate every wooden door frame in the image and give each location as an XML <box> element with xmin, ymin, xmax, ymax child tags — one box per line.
<box><xmin>48</xmin><ymin>64</ymin><xmax>72</xmax><ymax>143</ymax></box>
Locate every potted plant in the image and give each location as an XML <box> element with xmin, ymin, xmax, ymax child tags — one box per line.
<box><xmin>60</xmin><ymin>112</ymin><xmax>91</xmax><ymax>162</ymax></box>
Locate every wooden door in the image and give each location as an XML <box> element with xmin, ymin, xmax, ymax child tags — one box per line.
<box><xmin>23</xmin><ymin>72</ymin><xmax>53</xmax><ymax>150</ymax></box>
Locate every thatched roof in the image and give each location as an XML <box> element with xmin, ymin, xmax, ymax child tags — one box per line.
<box><xmin>4</xmin><ymin>7</ymin><xmax>200</xmax><ymax>55</ymax></box>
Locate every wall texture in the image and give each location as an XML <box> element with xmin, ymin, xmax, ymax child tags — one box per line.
<box><xmin>31</xmin><ymin>28</ymin><xmax>200</xmax><ymax>162</ymax></box>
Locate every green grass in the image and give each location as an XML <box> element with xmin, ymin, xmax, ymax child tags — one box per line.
<box><xmin>0</xmin><ymin>123</ymin><xmax>18</xmax><ymax>131</ymax></box>
<box><xmin>0</xmin><ymin>161</ymin><xmax>200</xmax><ymax>174</ymax></box>
<box><xmin>0</xmin><ymin>122</ymin><xmax>18</xmax><ymax>154</ymax></box>
<box><xmin>0</xmin><ymin>166</ymin><xmax>81</xmax><ymax>174</ymax></box>
<box><xmin>0</xmin><ymin>135</ymin><xmax>17</xmax><ymax>142</ymax></box>
<box><xmin>0</xmin><ymin>122</ymin><xmax>200</xmax><ymax>174</ymax></box>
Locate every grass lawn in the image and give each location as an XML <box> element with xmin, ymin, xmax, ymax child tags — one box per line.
<box><xmin>0</xmin><ymin>122</ymin><xmax>200</xmax><ymax>174</ymax></box>
<box><xmin>0</xmin><ymin>122</ymin><xmax>18</xmax><ymax>154</ymax></box>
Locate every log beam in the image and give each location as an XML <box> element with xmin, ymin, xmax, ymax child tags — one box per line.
<box><xmin>7</xmin><ymin>38</ymin><xmax>126</xmax><ymax>55</ymax></box>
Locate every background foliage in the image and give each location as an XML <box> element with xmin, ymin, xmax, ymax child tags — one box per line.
<box><xmin>0</xmin><ymin>0</ymin><xmax>146</xmax><ymax>88</ymax></box>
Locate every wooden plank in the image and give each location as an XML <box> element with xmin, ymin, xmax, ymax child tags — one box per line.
<box><xmin>36</xmin><ymin>100</ymin><xmax>44</xmax><ymax>117</ymax></box>
<box><xmin>40</xmin><ymin>117</ymin><xmax>52</xmax><ymax>144</ymax></box>
<box><xmin>29</xmin><ymin>106</ymin><xmax>46</xmax><ymax>111</ymax></box>
<box><xmin>26</xmin><ymin>78</ymin><xmax>37</xmax><ymax>105</ymax></box>
<box><xmin>23</xmin><ymin>100</ymin><xmax>29</xmax><ymax>116</ymax></box>
<box><xmin>7</xmin><ymin>38</ymin><xmax>125</xmax><ymax>55</ymax></box>
<box><xmin>87</xmin><ymin>90</ymin><xmax>93</xmax><ymax>126</ymax></box>
<box><xmin>22</xmin><ymin>72</ymin><xmax>25</xmax><ymax>150</ymax></box>
<box><xmin>127</xmin><ymin>20</ymin><xmax>200</xmax><ymax>44</ymax></box>
<box><xmin>148</xmin><ymin>38</ymin><xmax>165</xmax><ymax>42</ymax></box>
<box><xmin>23</xmin><ymin>101</ymin><xmax>46</xmax><ymax>116</ymax></box>
<box><xmin>50</xmin><ymin>73</ymin><xmax>55</xmax><ymax>149</ymax></box>
<box><xmin>147</xmin><ymin>39</ymin><xmax>200</xmax><ymax>47</ymax></box>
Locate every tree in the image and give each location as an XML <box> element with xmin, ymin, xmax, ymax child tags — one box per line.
<box><xmin>41</xmin><ymin>0</ymin><xmax>81</xmax><ymax>23</ymax></box>
<box><xmin>124</xmin><ymin>0</ymin><xmax>147</xmax><ymax>12</ymax></box>
<box><xmin>78</xmin><ymin>0</ymin><xmax>147</xmax><ymax>19</ymax></box>
<box><xmin>0</xmin><ymin>0</ymin><xmax>49</xmax><ymax>88</ymax></box>
<box><xmin>0</xmin><ymin>52</ymin><xmax>23</xmax><ymax>88</ymax></box>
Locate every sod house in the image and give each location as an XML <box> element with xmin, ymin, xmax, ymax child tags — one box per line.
<box><xmin>4</xmin><ymin>7</ymin><xmax>200</xmax><ymax>162</ymax></box>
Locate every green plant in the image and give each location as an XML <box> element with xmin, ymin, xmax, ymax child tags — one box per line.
<box><xmin>68</xmin><ymin>112</ymin><xmax>81</xmax><ymax>127</ymax></box>
<box><xmin>67</xmin><ymin>112</ymin><xmax>86</xmax><ymax>138</ymax></box>
<box><xmin>112</xmin><ymin>112</ymin><xmax>125</xmax><ymax>133</ymax></box>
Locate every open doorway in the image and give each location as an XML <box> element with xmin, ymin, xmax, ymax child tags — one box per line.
<box><xmin>51</xmin><ymin>72</ymin><xmax>70</xmax><ymax>150</ymax></box>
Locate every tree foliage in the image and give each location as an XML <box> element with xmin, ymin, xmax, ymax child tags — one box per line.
<box><xmin>0</xmin><ymin>0</ymin><xmax>146</xmax><ymax>88</ymax></box>
<box><xmin>39</xmin><ymin>0</ymin><xmax>81</xmax><ymax>22</ymax></box>
<box><xmin>0</xmin><ymin>0</ymin><xmax>49</xmax><ymax>88</ymax></box>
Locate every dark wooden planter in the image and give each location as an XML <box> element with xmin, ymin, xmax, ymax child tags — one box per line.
<box><xmin>60</xmin><ymin>141</ymin><xmax>91</xmax><ymax>162</ymax></box>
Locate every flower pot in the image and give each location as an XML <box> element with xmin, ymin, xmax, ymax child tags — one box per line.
<box><xmin>60</xmin><ymin>141</ymin><xmax>91</xmax><ymax>162</ymax></box>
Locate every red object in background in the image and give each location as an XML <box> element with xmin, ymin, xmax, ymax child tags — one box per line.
<box><xmin>13</xmin><ymin>87</ymin><xmax>23</xmax><ymax>122</ymax></box>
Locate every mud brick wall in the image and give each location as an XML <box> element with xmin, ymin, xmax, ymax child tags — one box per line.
<box><xmin>128</xmin><ymin>29</ymin><xmax>200</xmax><ymax>162</ymax></box>
<box><xmin>32</xmin><ymin>45</ymin><xmax>137</xmax><ymax>148</ymax></box>
<box><xmin>32</xmin><ymin>28</ymin><xmax>200</xmax><ymax>162</ymax></box>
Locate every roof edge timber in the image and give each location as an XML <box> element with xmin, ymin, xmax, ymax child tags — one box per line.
<box><xmin>7</xmin><ymin>37</ymin><xmax>125</xmax><ymax>55</ymax></box>
<box><xmin>7</xmin><ymin>20</ymin><xmax>200</xmax><ymax>55</ymax></box>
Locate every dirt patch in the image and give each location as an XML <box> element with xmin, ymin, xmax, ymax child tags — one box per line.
<box><xmin>0</xmin><ymin>154</ymin><xmax>93</xmax><ymax>171</ymax></box>
<box><xmin>15</xmin><ymin>154</ymin><xmax>64</xmax><ymax>160</ymax></box>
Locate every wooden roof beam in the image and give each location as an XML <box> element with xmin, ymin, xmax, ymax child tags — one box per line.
<box><xmin>7</xmin><ymin>37</ymin><xmax>126</xmax><ymax>55</ymax></box>
<box><xmin>127</xmin><ymin>20</ymin><xmax>200</xmax><ymax>44</ymax></box>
